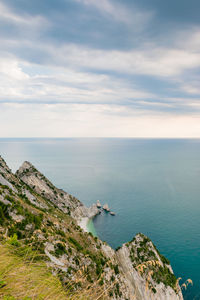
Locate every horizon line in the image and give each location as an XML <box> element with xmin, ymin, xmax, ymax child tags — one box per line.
<box><xmin>0</xmin><ymin>137</ymin><xmax>200</xmax><ymax>139</ymax></box>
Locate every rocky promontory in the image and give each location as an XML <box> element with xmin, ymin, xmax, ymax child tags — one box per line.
<box><xmin>0</xmin><ymin>155</ymin><xmax>183</xmax><ymax>299</ymax></box>
<box><xmin>16</xmin><ymin>161</ymin><xmax>99</xmax><ymax>220</ymax></box>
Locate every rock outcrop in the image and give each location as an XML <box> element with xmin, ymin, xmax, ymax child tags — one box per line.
<box><xmin>16</xmin><ymin>161</ymin><xmax>99</xmax><ymax>220</ymax></box>
<box><xmin>116</xmin><ymin>234</ymin><xmax>183</xmax><ymax>300</ymax></box>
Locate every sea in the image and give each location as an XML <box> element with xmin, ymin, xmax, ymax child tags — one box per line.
<box><xmin>0</xmin><ymin>138</ymin><xmax>200</xmax><ymax>299</ymax></box>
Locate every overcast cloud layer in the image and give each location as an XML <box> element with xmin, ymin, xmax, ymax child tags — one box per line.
<box><xmin>1</xmin><ymin>0</ymin><xmax>200</xmax><ymax>137</ymax></box>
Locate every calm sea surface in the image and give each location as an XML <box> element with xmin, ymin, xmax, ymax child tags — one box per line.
<box><xmin>0</xmin><ymin>138</ymin><xmax>200</xmax><ymax>299</ymax></box>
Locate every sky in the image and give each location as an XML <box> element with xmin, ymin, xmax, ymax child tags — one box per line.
<box><xmin>0</xmin><ymin>0</ymin><xmax>200</xmax><ymax>137</ymax></box>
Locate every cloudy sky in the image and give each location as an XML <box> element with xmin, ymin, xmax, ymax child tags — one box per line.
<box><xmin>0</xmin><ymin>0</ymin><xmax>200</xmax><ymax>137</ymax></box>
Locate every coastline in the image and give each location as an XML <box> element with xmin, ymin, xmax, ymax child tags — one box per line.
<box><xmin>87</xmin><ymin>218</ymin><xmax>97</xmax><ymax>237</ymax></box>
<box><xmin>78</xmin><ymin>217</ymin><xmax>89</xmax><ymax>232</ymax></box>
<box><xmin>78</xmin><ymin>217</ymin><xmax>97</xmax><ymax>237</ymax></box>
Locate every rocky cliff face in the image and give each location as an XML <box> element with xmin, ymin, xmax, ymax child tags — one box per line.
<box><xmin>116</xmin><ymin>234</ymin><xmax>183</xmax><ymax>300</ymax></box>
<box><xmin>16</xmin><ymin>161</ymin><xmax>99</xmax><ymax>220</ymax></box>
<box><xmin>0</xmin><ymin>156</ymin><xmax>183</xmax><ymax>300</ymax></box>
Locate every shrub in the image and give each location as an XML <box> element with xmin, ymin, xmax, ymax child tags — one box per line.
<box><xmin>54</xmin><ymin>243</ymin><xmax>67</xmax><ymax>257</ymax></box>
<box><xmin>160</xmin><ymin>254</ymin><xmax>170</xmax><ymax>265</ymax></box>
<box><xmin>74</xmin><ymin>256</ymin><xmax>80</xmax><ymax>265</ymax></box>
<box><xmin>0</xmin><ymin>202</ymin><xmax>10</xmax><ymax>225</ymax></box>
<box><xmin>114</xmin><ymin>264</ymin><xmax>119</xmax><ymax>275</ymax></box>
<box><xmin>67</xmin><ymin>237</ymin><xmax>83</xmax><ymax>251</ymax></box>
<box><xmin>56</xmin><ymin>229</ymin><xmax>65</xmax><ymax>237</ymax></box>
<box><xmin>152</xmin><ymin>287</ymin><xmax>157</xmax><ymax>293</ymax></box>
<box><xmin>111</xmin><ymin>275</ymin><xmax>115</xmax><ymax>282</ymax></box>
<box><xmin>87</xmin><ymin>274</ymin><xmax>93</xmax><ymax>283</ymax></box>
<box><xmin>4</xmin><ymin>195</ymin><xmax>15</xmax><ymax>203</ymax></box>
<box><xmin>95</xmin><ymin>263</ymin><xmax>102</xmax><ymax>276</ymax></box>
<box><xmin>99</xmin><ymin>278</ymin><xmax>104</xmax><ymax>286</ymax></box>
<box><xmin>8</xmin><ymin>234</ymin><xmax>20</xmax><ymax>247</ymax></box>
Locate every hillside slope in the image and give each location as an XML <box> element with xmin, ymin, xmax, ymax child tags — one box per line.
<box><xmin>0</xmin><ymin>156</ymin><xmax>183</xmax><ymax>299</ymax></box>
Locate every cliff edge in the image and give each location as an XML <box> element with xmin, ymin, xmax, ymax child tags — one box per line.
<box><xmin>0</xmin><ymin>156</ymin><xmax>183</xmax><ymax>299</ymax></box>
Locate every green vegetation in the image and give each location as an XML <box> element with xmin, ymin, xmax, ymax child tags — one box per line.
<box><xmin>152</xmin><ymin>265</ymin><xmax>177</xmax><ymax>289</ymax></box>
<box><xmin>0</xmin><ymin>202</ymin><xmax>10</xmax><ymax>225</ymax></box>
<box><xmin>68</xmin><ymin>237</ymin><xmax>83</xmax><ymax>251</ymax></box>
<box><xmin>114</xmin><ymin>264</ymin><xmax>119</xmax><ymax>275</ymax></box>
<box><xmin>7</xmin><ymin>234</ymin><xmax>20</xmax><ymax>247</ymax></box>
<box><xmin>54</xmin><ymin>242</ymin><xmax>67</xmax><ymax>257</ymax></box>
<box><xmin>128</xmin><ymin>234</ymin><xmax>177</xmax><ymax>292</ymax></box>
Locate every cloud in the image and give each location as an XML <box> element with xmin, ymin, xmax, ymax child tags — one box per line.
<box><xmin>0</xmin><ymin>54</ymin><xmax>156</xmax><ymax>106</ymax></box>
<box><xmin>1</xmin><ymin>102</ymin><xmax>200</xmax><ymax>138</ymax></box>
<box><xmin>0</xmin><ymin>0</ymin><xmax>49</xmax><ymax>41</ymax></box>
<box><xmin>180</xmin><ymin>82</ymin><xmax>200</xmax><ymax>95</ymax></box>
<box><xmin>0</xmin><ymin>57</ymin><xmax>29</xmax><ymax>81</ymax></box>
<box><xmin>1</xmin><ymin>1</ymin><xmax>200</xmax><ymax>80</ymax></box>
<box><xmin>0</xmin><ymin>0</ymin><xmax>200</xmax><ymax>137</ymax></box>
<box><xmin>8</xmin><ymin>37</ymin><xmax>197</xmax><ymax>80</ymax></box>
<box><xmin>74</xmin><ymin>0</ymin><xmax>153</xmax><ymax>26</ymax></box>
<box><xmin>0</xmin><ymin>1</ymin><xmax>46</xmax><ymax>26</ymax></box>
<box><xmin>52</xmin><ymin>43</ymin><xmax>200</xmax><ymax>77</ymax></box>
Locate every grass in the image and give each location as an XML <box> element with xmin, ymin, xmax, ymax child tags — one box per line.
<box><xmin>0</xmin><ymin>242</ymin><xmax>111</xmax><ymax>300</ymax></box>
<box><xmin>0</xmin><ymin>243</ymin><xmax>67</xmax><ymax>300</ymax></box>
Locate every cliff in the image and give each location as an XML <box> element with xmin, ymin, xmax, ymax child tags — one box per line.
<box><xmin>0</xmin><ymin>155</ymin><xmax>183</xmax><ymax>300</ymax></box>
<box><xmin>16</xmin><ymin>161</ymin><xmax>99</xmax><ymax>220</ymax></box>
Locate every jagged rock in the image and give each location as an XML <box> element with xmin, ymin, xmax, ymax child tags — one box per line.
<box><xmin>97</xmin><ymin>200</ymin><xmax>101</xmax><ymax>208</ymax></box>
<box><xmin>0</xmin><ymin>195</ymin><xmax>12</xmax><ymax>206</ymax></box>
<box><xmin>45</xmin><ymin>242</ymin><xmax>65</xmax><ymax>267</ymax></box>
<box><xmin>16</xmin><ymin>161</ymin><xmax>99</xmax><ymax>220</ymax></box>
<box><xmin>116</xmin><ymin>234</ymin><xmax>183</xmax><ymax>300</ymax></box>
<box><xmin>101</xmin><ymin>243</ymin><xmax>115</xmax><ymax>260</ymax></box>
<box><xmin>9</xmin><ymin>211</ymin><xmax>25</xmax><ymax>223</ymax></box>
<box><xmin>0</xmin><ymin>156</ymin><xmax>20</xmax><ymax>191</ymax></box>
<box><xmin>0</xmin><ymin>174</ymin><xmax>17</xmax><ymax>193</ymax></box>
<box><xmin>23</xmin><ymin>189</ymin><xmax>48</xmax><ymax>209</ymax></box>
<box><xmin>0</xmin><ymin>156</ymin><xmax>12</xmax><ymax>174</ymax></box>
<box><xmin>25</xmin><ymin>224</ymin><xmax>34</xmax><ymax>231</ymax></box>
<box><xmin>103</xmin><ymin>203</ymin><xmax>110</xmax><ymax>211</ymax></box>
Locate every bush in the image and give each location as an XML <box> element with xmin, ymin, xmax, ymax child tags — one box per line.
<box><xmin>152</xmin><ymin>266</ymin><xmax>177</xmax><ymax>289</ymax></box>
<box><xmin>160</xmin><ymin>254</ymin><xmax>170</xmax><ymax>265</ymax></box>
<box><xmin>13</xmin><ymin>204</ymin><xmax>24</xmax><ymax>216</ymax></box>
<box><xmin>152</xmin><ymin>287</ymin><xmax>157</xmax><ymax>293</ymax></box>
<box><xmin>67</xmin><ymin>237</ymin><xmax>83</xmax><ymax>251</ymax></box>
<box><xmin>114</xmin><ymin>264</ymin><xmax>119</xmax><ymax>275</ymax></box>
<box><xmin>56</xmin><ymin>229</ymin><xmax>65</xmax><ymax>237</ymax></box>
<box><xmin>99</xmin><ymin>278</ymin><xmax>104</xmax><ymax>286</ymax></box>
<box><xmin>87</xmin><ymin>274</ymin><xmax>93</xmax><ymax>283</ymax></box>
<box><xmin>54</xmin><ymin>243</ymin><xmax>67</xmax><ymax>257</ymax></box>
<box><xmin>4</xmin><ymin>195</ymin><xmax>15</xmax><ymax>203</ymax></box>
<box><xmin>8</xmin><ymin>234</ymin><xmax>20</xmax><ymax>247</ymax></box>
<box><xmin>0</xmin><ymin>202</ymin><xmax>10</xmax><ymax>225</ymax></box>
<box><xmin>95</xmin><ymin>263</ymin><xmax>102</xmax><ymax>276</ymax></box>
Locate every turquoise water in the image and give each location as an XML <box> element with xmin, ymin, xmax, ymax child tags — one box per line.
<box><xmin>87</xmin><ymin>219</ymin><xmax>97</xmax><ymax>237</ymax></box>
<box><xmin>0</xmin><ymin>138</ymin><xmax>200</xmax><ymax>299</ymax></box>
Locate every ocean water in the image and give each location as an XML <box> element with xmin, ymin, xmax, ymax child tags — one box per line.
<box><xmin>0</xmin><ymin>138</ymin><xmax>200</xmax><ymax>299</ymax></box>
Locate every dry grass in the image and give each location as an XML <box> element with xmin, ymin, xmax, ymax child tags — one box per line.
<box><xmin>0</xmin><ymin>243</ymin><xmax>67</xmax><ymax>300</ymax></box>
<box><xmin>0</xmin><ymin>242</ymin><xmax>111</xmax><ymax>300</ymax></box>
